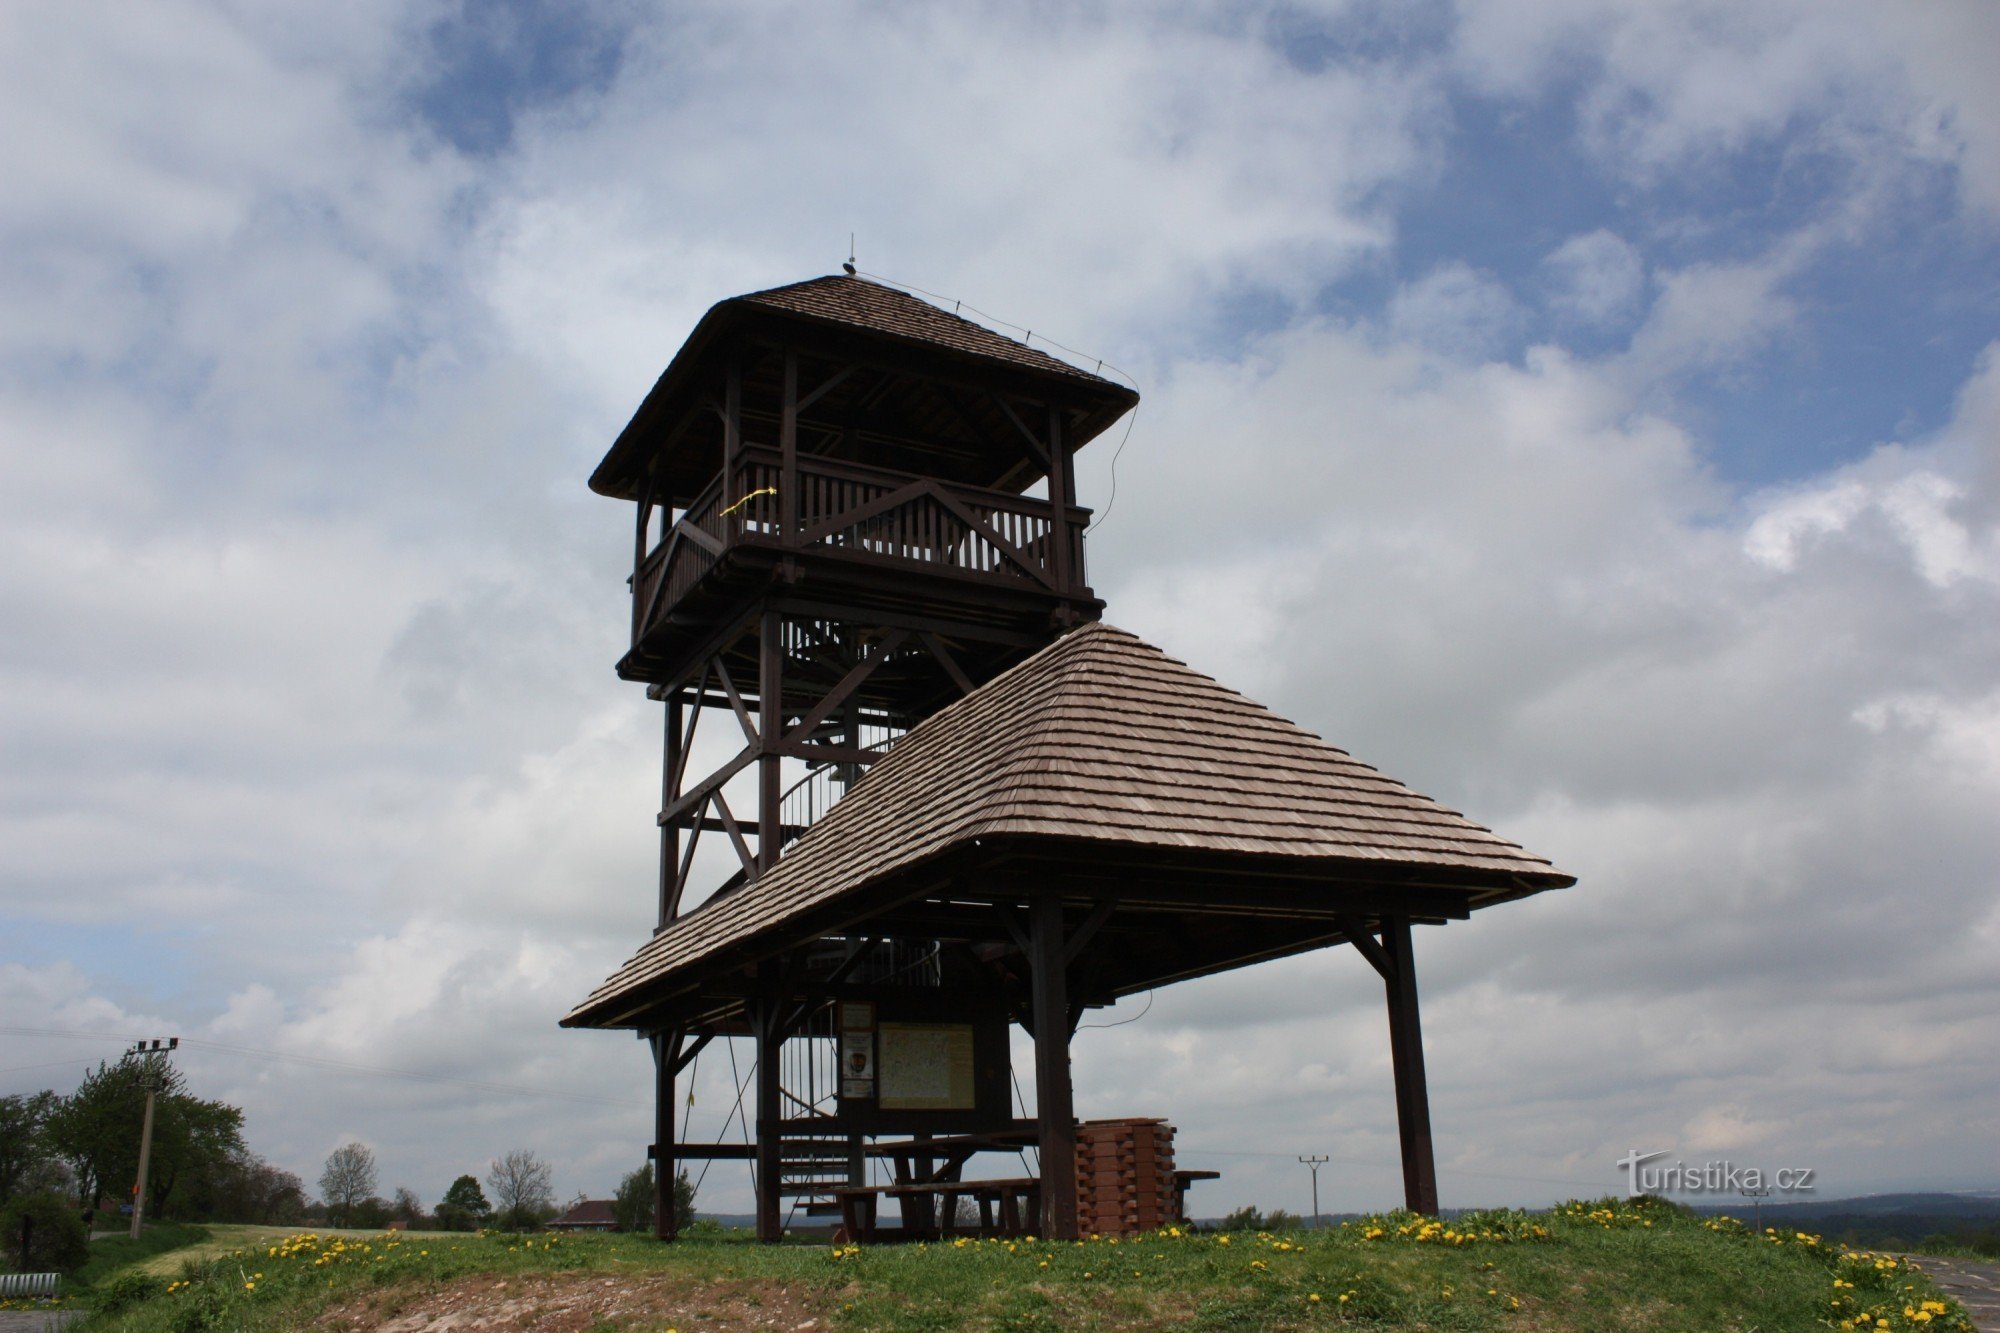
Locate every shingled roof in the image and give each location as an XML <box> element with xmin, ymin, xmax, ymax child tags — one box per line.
<box><xmin>565</xmin><ymin>622</ymin><xmax>1572</xmax><ymax>1029</ymax></box>
<box><xmin>589</xmin><ymin>276</ymin><xmax>1138</xmax><ymax>502</ymax></box>
<box><xmin>738</xmin><ymin>276</ymin><xmax>1119</xmax><ymax>389</ymax></box>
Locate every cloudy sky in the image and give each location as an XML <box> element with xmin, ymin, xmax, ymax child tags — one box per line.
<box><xmin>4</xmin><ymin>0</ymin><xmax>1997</xmax><ymax>1221</ymax></box>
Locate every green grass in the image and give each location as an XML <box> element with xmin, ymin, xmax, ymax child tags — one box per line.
<box><xmin>58</xmin><ymin>1197</ymin><xmax>1979</xmax><ymax>1331</ymax></box>
<box><xmin>120</xmin><ymin>1223</ymin><xmax>457</xmax><ymax>1278</ymax></box>
<box><xmin>69</xmin><ymin>1221</ymin><xmax>212</xmax><ymax>1292</ymax></box>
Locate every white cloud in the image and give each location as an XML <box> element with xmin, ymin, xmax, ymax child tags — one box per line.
<box><xmin>1385</xmin><ymin>262</ymin><xmax>1526</xmax><ymax>359</ymax></box>
<box><xmin>2</xmin><ymin>0</ymin><xmax>1996</xmax><ymax>1221</ymax></box>
<box><xmin>1448</xmin><ymin>0</ymin><xmax>2000</xmax><ymax>213</ymax></box>
<box><xmin>1542</xmin><ymin>229</ymin><xmax>1645</xmax><ymax>327</ymax></box>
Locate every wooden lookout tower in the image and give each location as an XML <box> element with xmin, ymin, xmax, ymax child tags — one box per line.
<box><xmin>564</xmin><ymin>274</ymin><xmax>1575</xmax><ymax>1242</ymax></box>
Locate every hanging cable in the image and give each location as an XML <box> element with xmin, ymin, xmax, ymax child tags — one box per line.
<box><xmin>1009</xmin><ymin>1067</ymin><xmax>1038</xmax><ymax>1177</ymax></box>
<box><xmin>679</xmin><ymin>1048</ymin><xmax>700</xmax><ymax>1143</ymax></box>
<box><xmin>851</xmin><ymin>269</ymin><xmax>1144</xmax><ymax>534</ymax></box>
<box><xmin>1077</xmin><ymin>990</ymin><xmax>1152</xmax><ymax>1030</ymax></box>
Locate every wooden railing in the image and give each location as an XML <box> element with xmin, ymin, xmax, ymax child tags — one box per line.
<box><xmin>632</xmin><ymin>472</ymin><xmax>728</xmax><ymax>643</ymax></box>
<box><xmin>632</xmin><ymin>451</ymin><xmax>1086</xmax><ymax>645</ymax></box>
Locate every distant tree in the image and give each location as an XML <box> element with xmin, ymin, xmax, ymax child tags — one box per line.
<box><xmin>1</xmin><ymin>1191</ymin><xmax>90</xmax><ymax>1274</ymax></box>
<box><xmin>184</xmin><ymin>1147</ymin><xmax>307</xmax><ymax>1224</ymax></box>
<box><xmin>0</xmin><ymin>1092</ymin><xmax>62</xmax><ymax>1207</ymax></box>
<box><xmin>391</xmin><ymin>1186</ymin><xmax>426</xmax><ymax>1227</ymax></box>
<box><xmin>1263</xmin><ymin>1208</ymin><xmax>1302</xmax><ymax>1230</ymax></box>
<box><xmin>319</xmin><ymin>1142</ymin><xmax>378</xmax><ymax>1228</ymax></box>
<box><xmin>144</xmin><ymin>1095</ymin><xmax>245</xmax><ymax>1219</ymax></box>
<box><xmin>435</xmin><ymin>1174</ymin><xmax>491</xmax><ymax>1231</ymax></box>
<box><xmin>486</xmin><ymin>1150</ymin><xmax>555</xmax><ymax>1231</ymax></box>
<box><xmin>349</xmin><ymin>1195</ymin><xmax>392</xmax><ymax>1230</ymax></box>
<box><xmin>611</xmin><ymin>1165</ymin><xmax>651</xmax><ymax>1233</ymax></box>
<box><xmin>1221</xmin><ymin>1204</ymin><xmax>1268</xmax><ymax>1231</ymax></box>
<box><xmin>674</xmin><ymin>1169</ymin><xmax>696</xmax><ymax>1230</ymax></box>
<box><xmin>611</xmin><ymin>1165</ymin><xmax>696</xmax><ymax>1235</ymax></box>
<box><xmin>43</xmin><ymin>1059</ymin><xmax>244</xmax><ymax>1221</ymax></box>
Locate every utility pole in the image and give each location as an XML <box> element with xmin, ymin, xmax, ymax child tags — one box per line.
<box><xmin>125</xmin><ymin>1038</ymin><xmax>178</xmax><ymax>1240</ymax></box>
<box><xmin>1298</xmin><ymin>1155</ymin><xmax>1329</xmax><ymax>1229</ymax></box>
<box><xmin>1740</xmin><ymin>1185</ymin><xmax>1771</xmax><ymax>1234</ymax></box>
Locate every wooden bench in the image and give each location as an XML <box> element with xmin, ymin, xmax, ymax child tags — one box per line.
<box><xmin>1173</xmin><ymin>1169</ymin><xmax>1220</xmax><ymax>1222</ymax></box>
<box><xmin>834</xmin><ymin>1177</ymin><xmax>1043</xmax><ymax>1243</ymax></box>
<box><xmin>832</xmin><ymin>1183</ymin><xmax>901</xmax><ymax>1244</ymax></box>
<box><xmin>924</xmin><ymin>1177</ymin><xmax>1041</xmax><ymax>1239</ymax></box>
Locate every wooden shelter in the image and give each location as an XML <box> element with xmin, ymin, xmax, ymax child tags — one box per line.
<box><xmin>563</xmin><ymin>274</ymin><xmax>1575</xmax><ymax>1241</ymax></box>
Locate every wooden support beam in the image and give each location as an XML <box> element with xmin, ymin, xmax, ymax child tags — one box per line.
<box><xmin>712</xmin><ymin>658</ymin><xmax>761</xmax><ymax>747</ymax></box>
<box><xmin>651</xmin><ymin>1028</ymin><xmax>681</xmax><ymax>1240</ymax></box>
<box><xmin>665</xmin><ymin>662</ymin><xmax>710</xmax><ymax>801</ymax></box>
<box><xmin>780</xmin><ymin>350</ymin><xmax>799</xmax><ymax>545</ymax></box>
<box><xmin>777</xmin><ymin>740</ymin><xmax>883</xmax><ymax>767</ymax></box>
<box><xmin>1381</xmin><ymin>917</ymin><xmax>1439</xmax><ymax>1216</ymax></box>
<box><xmin>1063</xmin><ymin>899</ymin><xmax>1117</xmax><ymax>966</ymax></box>
<box><xmin>919</xmin><ymin>630</ymin><xmax>976</xmax><ymax>696</ymax></box>
<box><xmin>1030</xmin><ymin>896</ymin><xmax>1080</xmax><ymax>1239</ymax></box>
<box><xmin>780</xmin><ymin>630</ymin><xmax>909</xmax><ymax>748</ymax></box>
<box><xmin>659</xmin><ymin>698</ymin><xmax>682</xmax><ymax>927</ymax></box>
<box><xmin>657</xmin><ymin>745</ymin><xmax>757</xmax><ymax>827</ymax></box>
<box><xmin>1046</xmin><ymin>403</ymin><xmax>1073</xmax><ymax>595</ymax></box>
<box><xmin>754</xmin><ymin>974</ymin><xmax>783</xmax><ymax>1242</ymax></box>
<box><xmin>711</xmin><ymin>790</ymin><xmax>757</xmax><ymax>877</ymax></box>
<box><xmin>1335</xmin><ymin>913</ymin><xmax>1394</xmax><ymax>980</ymax></box>
<box><xmin>991</xmin><ymin>394</ymin><xmax>1051</xmax><ymax>469</ymax></box>
<box><xmin>663</xmin><ymin>807</ymin><xmax>704</xmax><ymax>928</ymax></box>
<box><xmin>634</xmin><ymin>466</ymin><xmax>657</xmax><ymax>576</ymax></box>
<box><xmin>758</xmin><ymin>612</ymin><xmax>783</xmax><ymax>873</ymax></box>
<box><xmin>669</xmin><ymin>1031</ymin><xmax>713</xmax><ymax>1077</ymax></box>
<box><xmin>999</xmin><ymin>907</ymin><xmax>1031</xmax><ymax>957</ymax></box>
<box><xmin>795</xmin><ymin>363</ymin><xmax>854</xmax><ymax>414</ymax></box>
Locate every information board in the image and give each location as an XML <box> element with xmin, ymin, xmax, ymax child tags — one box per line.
<box><xmin>876</xmin><ymin>1022</ymin><xmax>976</xmax><ymax>1110</ymax></box>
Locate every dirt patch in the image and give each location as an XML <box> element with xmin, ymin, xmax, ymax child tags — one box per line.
<box><xmin>312</xmin><ymin>1271</ymin><xmax>837</xmax><ymax>1331</ymax></box>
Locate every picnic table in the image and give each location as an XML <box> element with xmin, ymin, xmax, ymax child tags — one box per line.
<box><xmin>835</xmin><ymin>1129</ymin><xmax>1039</xmax><ymax>1242</ymax></box>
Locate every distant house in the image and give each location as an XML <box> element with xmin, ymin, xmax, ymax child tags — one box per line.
<box><xmin>548</xmin><ymin>1199</ymin><xmax>618</xmax><ymax>1232</ymax></box>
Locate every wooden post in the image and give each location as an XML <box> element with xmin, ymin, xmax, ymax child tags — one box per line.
<box><xmin>129</xmin><ymin>1077</ymin><xmax>157</xmax><ymax>1240</ymax></box>
<box><xmin>659</xmin><ymin>699</ymin><xmax>682</xmax><ymax>927</ymax></box>
<box><xmin>1044</xmin><ymin>405</ymin><xmax>1072</xmax><ymax>597</ymax></box>
<box><xmin>652</xmin><ymin>1029</ymin><xmax>680</xmax><ymax>1240</ymax></box>
<box><xmin>1381</xmin><ymin>917</ymin><xmax>1439</xmax><ymax>1215</ymax></box>
<box><xmin>757</xmin><ymin>612</ymin><xmax>782</xmax><ymax>875</ymax></box>
<box><xmin>754</xmin><ymin>987</ymin><xmax>784</xmax><ymax>1242</ymax></box>
<box><xmin>1030</xmin><ymin>896</ymin><xmax>1080</xmax><ymax>1239</ymax></box>
<box><xmin>723</xmin><ymin>356</ymin><xmax>741</xmax><ymax>474</ymax></box>
<box><xmin>780</xmin><ymin>350</ymin><xmax>799</xmax><ymax>545</ymax></box>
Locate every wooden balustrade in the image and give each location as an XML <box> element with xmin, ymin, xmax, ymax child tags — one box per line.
<box><xmin>632</xmin><ymin>452</ymin><xmax>1087</xmax><ymax>646</ymax></box>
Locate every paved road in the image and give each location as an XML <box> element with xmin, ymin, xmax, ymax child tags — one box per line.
<box><xmin>0</xmin><ymin>1313</ymin><xmax>84</xmax><ymax>1332</ymax></box>
<box><xmin>1918</xmin><ymin>1256</ymin><xmax>2000</xmax><ymax>1331</ymax></box>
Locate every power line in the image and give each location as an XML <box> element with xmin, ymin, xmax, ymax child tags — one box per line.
<box><xmin>1177</xmin><ymin>1143</ymin><xmax>1607</xmax><ymax>1193</ymax></box>
<box><xmin>0</xmin><ymin>1058</ymin><xmax>105</xmax><ymax>1078</ymax></box>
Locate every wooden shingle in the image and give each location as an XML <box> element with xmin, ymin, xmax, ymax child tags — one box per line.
<box><xmin>565</xmin><ymin>622</ymin><xmax>1572</xmax><ymax>1028</ymax></box>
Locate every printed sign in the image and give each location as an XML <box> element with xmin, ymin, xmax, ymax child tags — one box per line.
<box><xmin>877</xmin><ymin>1022</ymin><xmax>976</xmax><ymax>1110</ymax></box>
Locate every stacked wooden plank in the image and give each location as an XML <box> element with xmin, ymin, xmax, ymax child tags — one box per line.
<box><xmin>1074</xmin><ymin>1118</ymin><xmax>1177</xmax><ymax>1235</ymax></box>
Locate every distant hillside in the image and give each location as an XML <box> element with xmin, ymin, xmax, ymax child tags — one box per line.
<box><xmin>711</xmin><ymin>1193</ymin><xmax>2000</xmax><ymax>1254</ymax></box>
<box><xmin>1688</xmin><ymin>1192</ymin><xmax>2000</xmax><ymax>1254</ymax></box>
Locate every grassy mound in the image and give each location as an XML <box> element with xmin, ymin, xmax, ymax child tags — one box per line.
<box><xmin>65</xmin><ymin>1197</ymin><xmax>1975</xmax><ymax>1330</ymax></box>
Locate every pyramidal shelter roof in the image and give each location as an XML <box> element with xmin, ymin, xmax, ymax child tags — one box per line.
<box><xmin>565</xmin><ymin>622</ymin><xmax>1573</xmax><ymax>1029</ymax></box>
